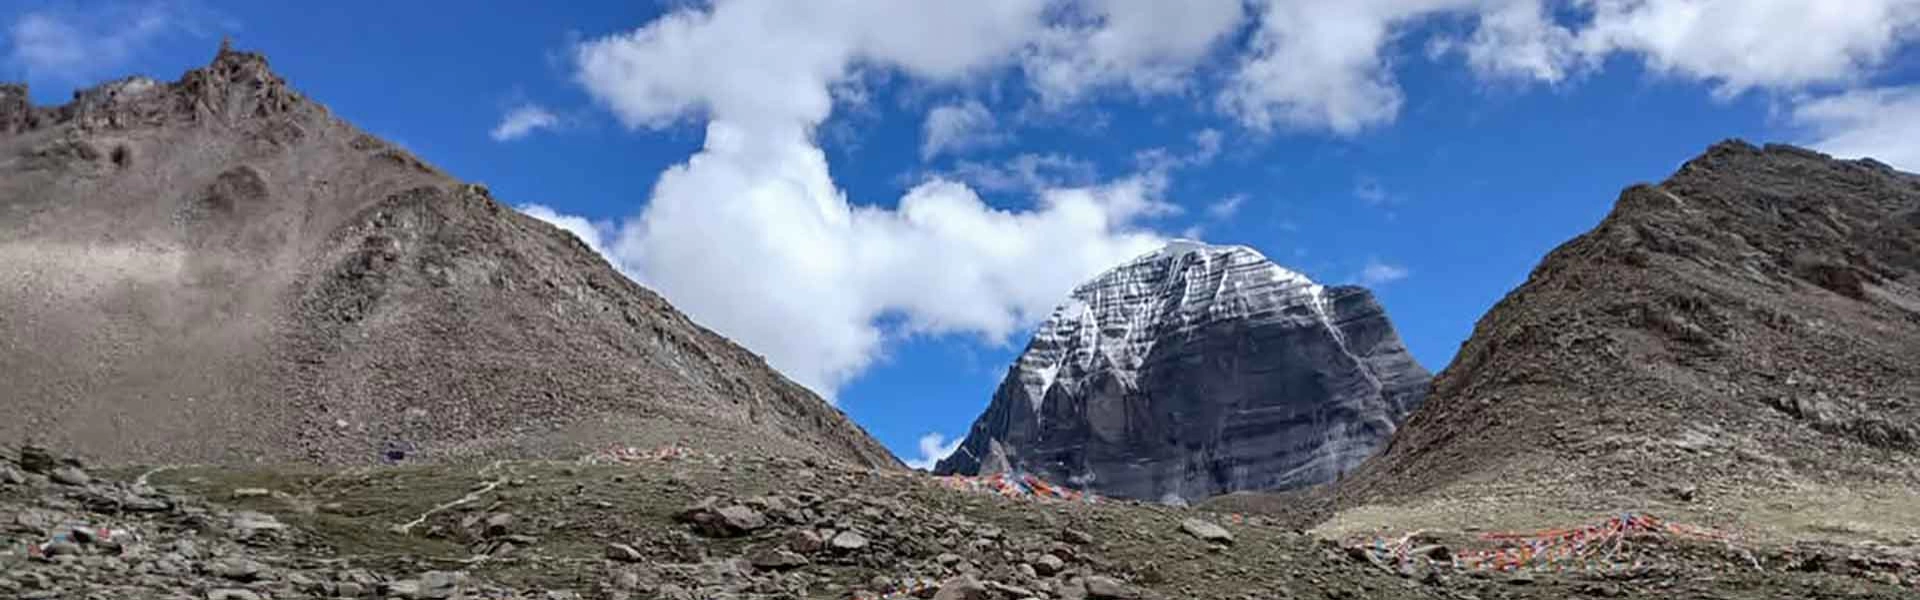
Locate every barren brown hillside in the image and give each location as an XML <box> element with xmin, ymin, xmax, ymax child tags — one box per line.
<box><xmin>0</xmin><ymin>43</ymin><xmax>897</xmax><ymax>469</ymax></box>
<box><xmin>1306</xmin><ymin>141</ymin><xmax>1920</xmax><ymax>543</ymax></box>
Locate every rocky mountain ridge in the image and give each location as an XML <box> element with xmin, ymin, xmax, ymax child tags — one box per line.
<box><xmin>937</xmin><ymin>241</ymin><xmax>1429</xmax><ymax>502</ymax></box>
<box><xmin>0</xmin><ymin>43</ymin><xmax>896</xmax><ymax>468</ymax></box>
<box><xmin>1318</xmin><ymin>141</ymin><xmax>1920</xmax><ymax>538</ymax></box>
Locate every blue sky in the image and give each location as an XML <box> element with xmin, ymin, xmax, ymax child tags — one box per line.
<box><xmin>7</xmin><ymin>1</ymin><xmax>1919</xmax><ymax>468</ymax></box>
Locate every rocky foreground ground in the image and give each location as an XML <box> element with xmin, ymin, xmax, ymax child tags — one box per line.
<box><xmin>1</xmin><ymin>446</ymin><xmax>1914</xmax><ymax>599</ymax></box>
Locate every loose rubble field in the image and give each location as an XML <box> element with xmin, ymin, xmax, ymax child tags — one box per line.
<box><xmin>2</xmin><ymin>446</ymin><xmax>1913</xmax><ymax>599</ymax></box>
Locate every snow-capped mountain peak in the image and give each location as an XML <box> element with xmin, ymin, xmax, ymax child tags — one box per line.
<box><xmin>936</xmin><ymin>240</ymin><xmax>1430</xmax><ymax>503</ymax></box>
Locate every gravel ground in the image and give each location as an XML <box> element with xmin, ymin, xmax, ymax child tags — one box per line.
<box><xmin>5</xmin><ymin>445</ymin><xmax>1912</xmax><ymax>599</ymax></box>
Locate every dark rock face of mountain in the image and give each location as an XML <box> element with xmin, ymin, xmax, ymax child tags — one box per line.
<box><xmin>935</xmin><ymin>241</ymin><xmax>1430</xmax><ymax>502</ymax></box>
<box><xmin>1340</xmin><ymin>141</ymin><xmax>1920</xmax><ymax>509</ymax></box>
<box><xmin>0</xmin><ymin>44</ymin><xmax>898</xmax><ymax>468</ymax></box>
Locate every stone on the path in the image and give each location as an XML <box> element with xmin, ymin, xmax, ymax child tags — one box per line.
<box><xmin>18</xmin><ymin>445</ymin><xmax>57</xmax><ymax>474</ymax></box>
<box><xmin>605</xmin><ymin>543</ymin><xmax>644</xmax><ymax>562</ymax></box>
<box><xmin>1033</xmin><ymin>553</ymin><xmax>1066</xmax><ymax>576</ymax></box>
<box><xmin>0</xmin><ymin>463</ymin><xmax>23</xmax><ymax>484</ymax></box>
<box><xmin>746</xmin><ymin>546</ymin><xmax>810</xmax><ymax>570</ymax></box>
<box><xmin>386</xmin><ymin>580</ymin><xmax>423</xmax><ymax>598</ymax></box>
<box><xmin>1179</xmin><ymin>518</ymin><xmax>1233</xmax><ymax>545</ymax></box>
<box><xmin>208</xmin><ymin>589</ymin><xmax>263</xmax><ymax>600</ymax></box>
<box><xmin>715</xmin><ymin>505</ymin><xmax>766</xmax><ymax>533</ymax></box>
<box><xmin>122</xmin><ymin>493</ymin><xmax>172</xmax><ymax>512</ymax></box>
<box><xmin>1084</xmin><ymin>575</ymin><xmax>1142</xmax><ymax>599</ymax></box>
<box><xmin>786</xmin><ymin>529</ymin><xmax>824</xmax><ymax>554</ymax></box>
<box><xmin>484</xmin><ymin>512</ymin><xmax>514</xmax><ymax>536</ymax></box>
<box><xmin>932</xmin><ymin>575</ymin><xmax>989</xmax><ymax>600</ymax></box>
<box><xmin>230</xmin><ymin>511</ymin><xmax>286</xmax><ymax>542</ymax></box>
<box><xmin>678</xmin><ymin>499</ymin><xmax>767</xmax><ymax>537</ymax></box>
<box><xmin>1062</xmin><ymin>528</ymin><xmax>1096</xmax><ymax>545</ymax></box>
<box><xmin>417</xmin><ymin>571</ymin><xmax>464</xmax><ymax>599</ymax></box>
<box><xmin>830</xmin><ymin>530</ymin><xmax>869</xmax><ymax>551</ymax></box>
<box><xmin>210</xmin><ymin>557</ymin><xmax>266</xmax><ymax>581</ymax></box>
<box><xmin>231</xmin><ymin>488</ymin><xmax>271</xmax><ymax>499</ymax></box>
<box><xmin>386</xmin><ymin>571</ymin><xmax>464</xmax><ymax>600</ymax></box>
<box><xmin>49</xmin><ymin>466</ymin><xmax>90</xmax><ymax>486</ymax></box>
<box><xmin>986</xmin><ymin>581</ymin><xmax>1038</xmax><ymax>598</ymax></box>
<box><xmin>286</xmin><ymin>572</ymin><xmax>323</xmax><ymax>593</ymax></box>
<box><xmin>611</xmin><ymin>571</ymin><xmax>640</xmax><ymax>590</ymax></box>
<box><xmin>656</xmin><ymin>583</ymin><xmax>694</xmax><ymax>600</ymax></box>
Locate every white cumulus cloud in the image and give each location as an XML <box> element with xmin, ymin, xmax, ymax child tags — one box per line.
<box><xmin>573</xmin><ymin>1</ymin><xmax>1048</xmax><ymax>132</ymax></box>
<box><xmin>1227</xmin><ymin>0</ymin><xmax>1920</xmax><ymax>133</ymax></box>
<box><xmin>1567</xmin><ymin>0</ymin><xmax>1920</xmax><ymax>96</ymax></box>
<box><xmin>904</xmin><ymin>432</ymin><xmax>964</xmax><ymax>470</ymax></box>
<box><xmin>1023</xmin><ymin>0</ymin><xmax>1247</xmax><ymax>104</ymax></box>
<box><xmin>566</xmin><ymin>0</ymin><xmax>1173</xmax><ymax>397</ymax></box>
<box><xmin>518</xmin><ymin>204</ymin><xmax>612</xmax><ymax>257</ymax></box>
<box><xmin>1223</xmin><ymin>0</ymin><xmax>1462</xmax><ymax>135</ymax></box>
<box><xmin>1791</xmin><ymin>86</ymin><xmax>1920</xmax><ymax>172</ymax></box>
<box><xmin>552</xmin><ymin>0</ymin><xmax>1920</xmax><ymax>397</ymax></box>
<box><xmin>921</xmin><ymin>100</ymin><xmax>1007</xmax><ymax>160</ymax></box>
<box><xmin>490</xmin><ymin>103</ymin><xmax>561</xmax><ymax>142</ymax></box>
<box><xmin>1445</xmin><ymin>0</ymin><xmax>1577</xmax><ymax>83</ymax></box>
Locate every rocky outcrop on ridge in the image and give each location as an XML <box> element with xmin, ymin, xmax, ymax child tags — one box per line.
<box><xmin>936</xmin><ymin>241</ymin><xmax>1430</xmax><ymax>502</ymax></box>
<box><xmin>0</xmin><ymin>43</ymin><xmax>895</xmax><ymax>468</ymax></box>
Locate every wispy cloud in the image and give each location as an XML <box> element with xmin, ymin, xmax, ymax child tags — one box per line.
<box><xmin>490</xmin><ymin>103</ymin><xmax>561</xmax><ymax>142</ymax></box>
<box><xmin>1206</xmin><ymin>193</ymin><xmax>1246</xmax><ymax>219</ymax></box>
<box><xmin>1354</xmin><ymin>177</ymin><xmax>1391</xmax><ymax>206</ymax></box>
<box><xmin>1357</xmin><ymin>258</ymin><xmax>1410</xmax><ymax>286</ymax></box>
<box><xmin>921</xmin><ymin>99</ymin><xmax>1008</xmax><ymax>160</ymax></box>
<box><xmin>946</xmin><ymin>153</ymin><xmax>1099</xmax><ymax>194</ymax></box>
<box><xmin>1135</xmin><ymin>127</ymin><xmax>1228</xmax><ymax>172</ymax></box>
<box><xmin>1189</xmin><ymin>128</ymin><xmax>1223</xmax><ymax>165</ymax></box>
<box><xmin>6</xmin><ymin>1</ymin><xmax>228</xmax><ymax>82</ymax></box>
<box><xmin>903</xmin><ymin>432</ymin><xmax>963</xmax><ymax>470</ymax></box>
